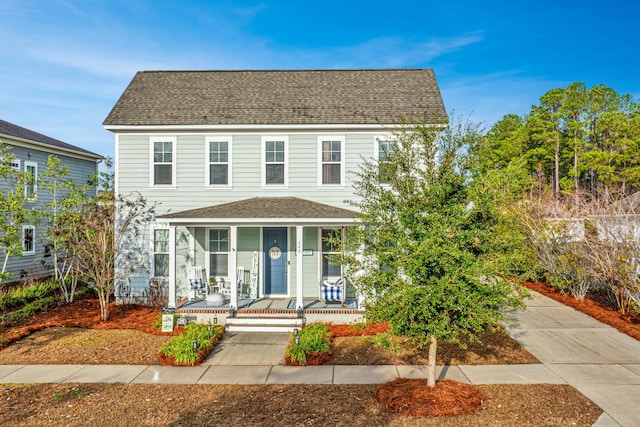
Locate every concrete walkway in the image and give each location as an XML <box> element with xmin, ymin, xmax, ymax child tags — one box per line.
<box><xmin>1</xmin><ymin>291</ymin><xmax>639</xmax><ymax>426</ymax></box>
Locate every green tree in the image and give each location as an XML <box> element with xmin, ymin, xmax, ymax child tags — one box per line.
<box><xmin>560</xmin><ymin>82</ymin><xmax>588</xmax><ymax>194</ymax></box>
<box><xmin>473</xmin><ymin>113</ymin><xmax>529</xmax><ymax>172</ymax></box>
<box><xmin>0</xmin><ymin>142</ymin><xmax>36</xmax><ymax>283</ymax></box>
<box><xmin>528</xmin><ymin>88</ymin><xmax>565</xmax><ymax>199</ymax></box>
<box><xmin>339</xmin><ymin>117</ymin><xmax>528</xmax><ymax>387</ymax></box>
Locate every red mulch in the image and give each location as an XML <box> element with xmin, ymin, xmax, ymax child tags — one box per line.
<box><xmin>523</xmin><ymin>281</ymin><xmax>640</xmax><ymax>341</ymax></box>
<box><xmin>0</xmin><ymin>295</ymin><xmax>181</xmax><ymax>350</ymax></box>
<box><xmin>326</xmin><ymin>322</ymin><xmax>389</xmax><ymax>337</ymax></box>
<box><xmin>285</xmin><ymin>351</ymin><xmax>333</xmax><ymax>366</ymax></box>
<box><xmin>375</xmin><ymin>378</ymin><xmax>485</xmax><ymax>417</ymax></box>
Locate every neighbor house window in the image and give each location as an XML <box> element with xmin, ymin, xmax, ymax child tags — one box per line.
<box><xmin>151</xmin><ymin>137</ymin><xmax>176</xmax><ymax>186</ymax></box>
<box><xmin>209</xmin><ymin>228</ymin><xmax>229</xmax><ymax>277</ymax></box>
<box><xmin>206</xmin><ymin>137</ymin><xmax>231</xmax><ymax>186</ymax></box>
<box><xmin>153</xmin><ymin>229</ymin><xmax>169</xmax><ymax>277</ymax></box>
<box><xmin>22</xmin><ymin>225</ymin><xmax>35</xmax><ymax>255</ymax></box>
<box><xmin>318</xmin><ymin>136</ymin><xmax>345</xmax><ymax>186</ymax></box>
<box><xmin>376</xmin><ymin>137</ymin><xmax>395</xmax><ymax>184</ymax></box>
<box><xmin>321</xmin><ymin>227</ymin><xmax>343</xmax><ymax>278</ymax></box>
<box><xmin>262</xmin><ymin>136</ymin><xmax>288</xmax><ymax>186</ymax></box>
<box><xmin>24</xmin><ymin>161</ymin><xmax>37</xmax><ymax>199</ymax></box>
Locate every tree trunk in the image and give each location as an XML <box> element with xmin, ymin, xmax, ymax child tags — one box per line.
<box><xmin>427</xmin><ymin>335</ymin><xmax>437</xmax><ymax>387</ymax></box>
<box><xmin>98</xmin><ymin>288</ymin><xmax>110</xmax><ymax>321</ymax></box>
<box><xmin>554</xmin><ymin>135</ymin><xmax>560</xmax><ymax>200</ymax></box>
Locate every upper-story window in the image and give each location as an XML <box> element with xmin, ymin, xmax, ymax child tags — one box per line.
<box><xmin>375</xmin><ymin>136</ymin><xmax>395</xmax><ymax>184</ymax></box>
<box><xmin>151</xmin><ymin>137</ymin><xmax>176</xmax><ymax>186</ymax></box>
<box><xmin>22</xmin><ymin>225</ymin><xmax>35</xmax><ymax>255</ymax></box>
<box><xmin>206</xmin><ymin>137</ymin><xmax>232</xmax><ymax>186</ymax></box>
<box><xmin>318</xmin><ymin>136</ymin><xmax>345</xmax><ymax>186</ymax></box>
<box><xmin>262</xmin><ymin>136</ymin><xmax>288</xmax><ymax>186</ymax></box>
<box><xmin>24</xmin><ymin>161</ymin><xmax>37</xmax><ymax>200</ymax></box>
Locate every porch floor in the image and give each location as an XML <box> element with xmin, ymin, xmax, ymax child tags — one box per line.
<box><xmin>177</xmin><ymin>297</ymin><xmax>359</xmax><ymax>312</ymax></box>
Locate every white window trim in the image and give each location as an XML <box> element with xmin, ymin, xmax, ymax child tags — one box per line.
<box><xmin>205</xmin><ymin>136</ymin><xmax>232</xmax><ymax>188</ymax></box>
<box><xmin>22</xmin><ymin>225</ymin><xmax>35</xmax><ymax>255</ymax></box>
<box><xmin>150</xmin><ymin>223</ymin><xmax>170</xmax><ymax>278</ymax></box>
<box><xmin>317</xmin><ymin>135</ymin><xmax>346</xmax><ymax>187</ymax></box>
<box><xmin>207</xmin><ymin>227</ymin><xmax>230</xmax><ymax>280</ymax></box>
<box><xmin>261</xmin><ymin>136</ymin><xmax>289</xmax><ymax>188</ymax></box>
<box><xmin>23</xmin><ymin>160</ymin><xmax>37</xmax><ymax>200</ymax></box>
<box><xmin>149</xmin><ymin>136</ymin><xmax>177</xmax><ymax>188</ymax></box>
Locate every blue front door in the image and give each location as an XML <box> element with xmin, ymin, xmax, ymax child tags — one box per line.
<box><xmin>263</xmin><ymin>227</ymin><xmax>287</xmax><ymax>295</ymax></box>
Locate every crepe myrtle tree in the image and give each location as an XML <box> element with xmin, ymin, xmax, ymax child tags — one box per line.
<box><xmin>337</xmin><ymin>117</ymin><xmax>530</xmax><ymax>387</ymax></box>
<box><xmin>68</xmin><ymin>167</ymin><xmax>157</xmax><ymax>321</ymax></box>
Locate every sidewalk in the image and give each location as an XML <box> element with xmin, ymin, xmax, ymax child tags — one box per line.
<box><xmin>1</xmin><ymin>291</ymin><xmax>639</xmax><ymax>426</ymax></box>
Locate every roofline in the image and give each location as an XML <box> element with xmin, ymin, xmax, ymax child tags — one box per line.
<box><xmin>0</xmin><ymin>132</ymin><xmax>104</xmax><ymax>161</ymax></box>
<box><xmin>156</xmin><ymin>217</ymin><xmax>360</xmax><ymax>226</ymax></box>
<box><xmin>104</xmin><ymin>123</ymin><xmax>447</xmax><ymax>133</ymax></box>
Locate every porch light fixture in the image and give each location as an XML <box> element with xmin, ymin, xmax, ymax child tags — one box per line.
<box><xmin>293</xmin><ymin>328</ymin><xmax>300</xmax><ymax>345</ymax></box>
<box><xmin>207</xmin><ymin>322</ymin><xmax>212</xmax><ymax>332</ymax></box>
<box><xmin>192</xmin><ymin>340</ymin><xmax>198</xmax><ymax>351</ymax></box>
<box><xmin>213</xmin><ymin>316</ymin><xmax>218</xmax><ymax>324</ymax></box>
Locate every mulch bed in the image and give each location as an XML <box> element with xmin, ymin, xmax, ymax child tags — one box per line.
<box><xmin>375</xmin><ymin>379</ymin><xmax>485</xmax><ymax>417</ymax></box>
<box><xmin>0</xmin><ymin>295</ymin><xmax>179</xmax><ymax>351</ymax></box>
<box><xmin>523</xmin><ymin>281</ymin><xmax>640</xmax><ymax>340</ymax></box>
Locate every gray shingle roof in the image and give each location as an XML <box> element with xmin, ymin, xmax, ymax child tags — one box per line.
<box><xmin>0</xmin><ymin>119</ymin><xmax>102</xmax><ymax>159</ymax></box>
<box><xmin>158</xmin><ymin>197</ymin><xmax>358</xmax><ymax>220</ymax></box>
<box><xmin>104</xmin><ymin>69</ymin><xmax>447</xmax><ymax>127</ymax></box>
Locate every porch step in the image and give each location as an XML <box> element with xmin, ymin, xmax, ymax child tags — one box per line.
<box><xmin>225</xmin><ymin>315</ymin><xmax>303</xmax><ymax>333</ymax></box>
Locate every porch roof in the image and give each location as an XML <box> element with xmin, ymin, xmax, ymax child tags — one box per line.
<box><xmin>156</xmin><ymin>197</ymin><xmax>359</xmax><ymax>226</ymax></box>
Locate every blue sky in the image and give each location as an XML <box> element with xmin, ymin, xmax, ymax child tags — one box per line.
<box><xmin>0</xmin><ymin>0</ymin><xmax>638</xmax><ymax>159</ymax></box>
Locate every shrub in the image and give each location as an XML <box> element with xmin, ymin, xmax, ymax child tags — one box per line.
<box><xmin>0</xmin><ymin>279</ymin><xmax>59</xmax><ymax>313</ymax></box>
<box><xmin>285</xmin><ymin>323</ymin><xmax>331</xmax><ymax>365</ymax></box>
<box><xmin>159</xmin><ymin>323</ymin><xmax>224</xmax><ymax>366</ymax></box>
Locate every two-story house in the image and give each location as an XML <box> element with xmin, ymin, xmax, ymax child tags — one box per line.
<box><xmin>103</xmin><ymin>69</ymin><xmax>447</xmax><ymax>321</ymax></box>
<box><xmin>0</xmin><ymin>119</ymin><xmax>103</xmax><ymax>282</ymax></box>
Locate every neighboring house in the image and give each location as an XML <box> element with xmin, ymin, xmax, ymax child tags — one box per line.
<box><xmin>103</xmin><ymin>69</ymin><xmax>447</xmax><ymax>313</ymax></box>
<box><xmin>0</xmin><ymin>119</ymin><xmax>103</xmax><ymax>281</ymax></box>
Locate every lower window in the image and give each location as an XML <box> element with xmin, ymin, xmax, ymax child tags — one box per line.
<box><xmin>209</xmin><ymin>229</ymin><xmax>229</xmax><ymax>277</ymax></box>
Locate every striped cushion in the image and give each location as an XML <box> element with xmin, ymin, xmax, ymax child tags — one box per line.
<box><xmin>189</xmin><ymin>279</ymin><xmax>203</xmax><ymax>289</ymax></box>
<box><xmin>321</xmin><ymin>278</ymin><xmax>344</xmax><ymax>301</ymax></box>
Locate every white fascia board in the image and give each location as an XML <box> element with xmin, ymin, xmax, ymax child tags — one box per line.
<box><xmin>104</xmin><ymin>123</ymin><xmax>398</xmax><ymax>133</ymax></box>
<box><xmin>155</xmin><ymin>217</ymin><xmax>360</xmax><ymax>226</ymax></box>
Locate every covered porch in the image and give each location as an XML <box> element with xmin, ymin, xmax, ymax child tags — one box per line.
<box><xmin>155</xmin><ymin>197</ymin><xmax>362</xmax><ymax>326</ymax></box>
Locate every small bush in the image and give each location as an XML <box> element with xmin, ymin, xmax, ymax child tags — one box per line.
<box><xmin>0</xmin><ymin>279</ymin><xmax>59</xmax><ymax>313</ymax></box>
<box><xmin>285</xmin><ymin>323</ymin><xmax>331</xmax><ymax>365</ymax></box>
<box><xmin>0</xmin><ymin>296</ymin><xmax>57</xmax><ymax>326</ymax></box>
<box><xmin>159</xmin><ymin>323</ymin><xmax>224</xmax><ymax>366</ymax></box>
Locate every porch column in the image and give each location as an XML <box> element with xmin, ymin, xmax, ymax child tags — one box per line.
<box><xmin>296</xmin><ymin>225</ymin><xmax>303</xmax><ymax>310</ymax></box>
<box><xmin>168</xmin><ymin>225</ymin><xmax>177</xmax><ymax>308</ymax></box>
<box><xmin>229</xmin><ymin>225</ymin><xmax>238</xmax><ymax>310</ymax></box>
